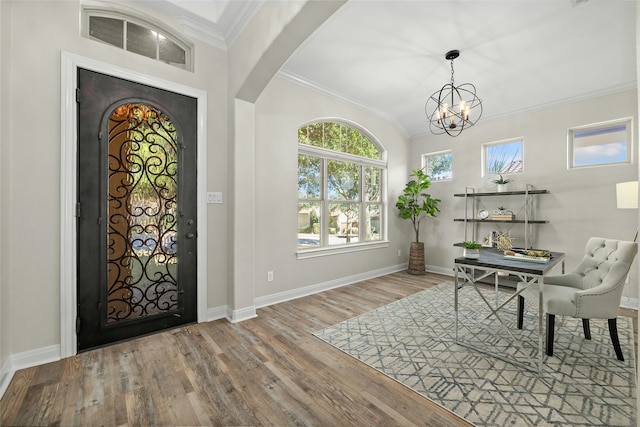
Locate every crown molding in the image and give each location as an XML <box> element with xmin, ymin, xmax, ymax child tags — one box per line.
<box><xmin>278</xmin><ymin>69</ymin><xmax>410</xmax><ymax>139</ymax></box>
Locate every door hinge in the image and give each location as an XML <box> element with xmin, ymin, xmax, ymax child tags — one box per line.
<box><xmin>98</xmin><ymin>131</ymin><xmax>103</xmax><ymax>141</ymax></box>
<box><xmin>75</xmin><ymin>202</ymin><xmax>81</xmax><ymax>218</ymax></box>
<box><xmin>76</xmin><ymin>317</ymin><xmax>81</xmax><ymax>334</ymax></box>
<box><xmin>76</xmin><ymin>88</ymin><xmax>81</xmax><ymax>103</ymax></box>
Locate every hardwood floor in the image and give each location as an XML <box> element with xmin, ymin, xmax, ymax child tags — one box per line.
<box><xmin>1</xmin><ymin>272</ymin><xmax>637</xmax><ymax>426</ymax></box>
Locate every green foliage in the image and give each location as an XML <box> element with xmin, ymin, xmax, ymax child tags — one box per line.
<box><xmin>492</xmin><ymin>174</ymin><xmax>512</xmax><ymax>184</ymax></box>
<box><xmin>462</xmin><ymin>241</ymin><xmax>482</xmax><ymax>249</ymax></box>
<box><xmin>395</xmin><ymin>169</ymin><xmax>441</xmax><ymax>243</ymax></box>
<box><xmin>298</xmin><ymin>122</ymin><xmax>380</xmax><ymax>160</ymax></box>
<box><xmin>425</xmin><ymin>152</ymin><xmax>452</xmax><ymax>180</ymax></box>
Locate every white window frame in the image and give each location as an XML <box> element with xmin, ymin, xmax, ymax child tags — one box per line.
<box><xmin>568</xmin><ymin>118</ymin><xmax>633</xmax><ymax>169</ymax></box>
<box><xmin>422</xmin><ymin>149</ymin><xmax>453</xmax><ymax>182</ymax></box>
<box><xmin>82</xmin><ymin>8</ymin><xmax>193</xmax><ymax>71</ymax></box>
<box><xmin>297</xmin><ymin>122</ymin><xmax>389</xmax><ymax>259</ymax></box>
<box><xmin>481</xmin><ymin>137</ymin><xmax>524</xmax><ymax>178</ymax></box>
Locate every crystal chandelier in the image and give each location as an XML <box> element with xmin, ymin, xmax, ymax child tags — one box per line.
<box><xmin>425</xmin><ymin>50</ymin><xmax>483</xmax><ymax>137</ymax></box>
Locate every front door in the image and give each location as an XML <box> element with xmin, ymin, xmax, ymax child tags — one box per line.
<box><xmin>76</xmin><ymin>68</ymin><xmax>197</xmax><ymax>351</ymax></box>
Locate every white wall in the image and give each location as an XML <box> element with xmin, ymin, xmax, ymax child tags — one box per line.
<box><xmin>0</xmin><ymin>0</ymin><xmax>11</xmax><ymax>377</ymax></box>
<box><xmin>410</xmin><ymin>89</ymin><xmax>639</xmax><ymax>299</ymax></box>
<box><xmin>253</xmin><ymin>75</ymin><xmax>410</xmax><ymax>300</ymax></box>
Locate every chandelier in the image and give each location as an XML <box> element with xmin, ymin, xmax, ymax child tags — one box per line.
<box><xmin>425</xmin><ymin>50</ymin><xmax>483</xmax><ymax>137</ymax></box>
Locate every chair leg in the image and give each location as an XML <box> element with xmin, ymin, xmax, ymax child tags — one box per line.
<box><xmin>546</xmin><ymin>313</ymin><xmax>555</xmax><ymax>356</ymax></box>
<box><xmin>517</xmin><ymin>295</ymin><xmax>524</xmax><ymax>329</ymax></box>
<box><xmin>608</xmin><ymin>318</ymin><xmax>624</xmax><ymax>361</ymax></box>
<box><xmin>582</xmin><ymin>319</ymin><xmax>591</xmax><ymax>340</ymax></box>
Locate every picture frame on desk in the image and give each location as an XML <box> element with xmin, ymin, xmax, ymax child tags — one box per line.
<box><xmin>481</xmin><ymin>232</ymin><xmax>494</xmax><ymax>247</ymax></box>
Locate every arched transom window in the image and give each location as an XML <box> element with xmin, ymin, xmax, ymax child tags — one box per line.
<box><xmin>83</xmin><ymin>9</ymin><xmax>192</xmax><ymax>71</ymax></box>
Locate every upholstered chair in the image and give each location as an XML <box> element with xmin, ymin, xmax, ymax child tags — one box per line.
<box><xmin>516</xmin><ymin>237</ymin><xmax>637</xmax><ymax>361</ymax></box>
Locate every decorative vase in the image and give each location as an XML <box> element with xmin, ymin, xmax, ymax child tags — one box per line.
<box><xmin>497</xmin><ymin>184</ymin><xmax>507</xmax><ymax>192</ymax></box>
<box><xmin>463</xmin><ymin>248</ymin><xmax>480</xmax><ymax>259</ymax></box>
<box><xmin>408</xmin><ymin>242</ymin><xmax>426</xmax><ymax>275</ymax></box>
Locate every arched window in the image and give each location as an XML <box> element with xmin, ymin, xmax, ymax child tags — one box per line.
<box><xmin>83</xmin><ymin>9</ymin><xmax>192</xmax><ymax>71</ymax></box>
<box><xmin>297</xmin><ymin>121</ymin><xmax>387</xmax><ymax>255</ymax></box>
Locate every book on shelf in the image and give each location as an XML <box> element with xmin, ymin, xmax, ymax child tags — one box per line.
<box><xmin>490</xmin><ymin>214</ymin><xmax>515</xmax><ymax>221</ymax></box>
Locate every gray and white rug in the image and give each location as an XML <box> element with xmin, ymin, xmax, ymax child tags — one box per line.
<box><xmin>313</xmin><ymin>282</ymin><xmax>636</xmax><ymax>426</ymax></box>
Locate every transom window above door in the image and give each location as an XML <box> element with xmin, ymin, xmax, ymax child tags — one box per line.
<box><xmin>82</xmin><ymin>9</ymin><xmax>193</xmax><ymax>71</ymax></box>
<box><xmin>297</xmin><ymin>121</ymin><xmax>388</xmax><ymax>258</ymax></box>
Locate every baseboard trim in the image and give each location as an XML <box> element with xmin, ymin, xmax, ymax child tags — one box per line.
<box><xmin>207</xmin><ymin>305</ymin><xmax>228</xmax><ymax>322</ymax></box>
<box><xmin>227</xmin><ymin>306</ymin><xmax>258</xmax><ymax>323</ymax></box>
<box><xmin>425</xmin><ymin>264</ymin><xmax>454</xmax><ymax>277</ymax></box>
<box><xmin>254</xmin><ymin>263</ymin><xmax>408</xmax><ymax>309</ymax></box>
<box><xmin>0</xmin><ymin>345</ymin><xmax>61</xmax><ymax>399</ymax></box>
<box><xmin>621</xmin><ymin>296</ymin><xmax>639</xmax><ymax>311</ymax></box>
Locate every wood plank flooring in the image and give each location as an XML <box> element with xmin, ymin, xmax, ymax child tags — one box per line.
<box><xmin>1</xmin><ymin>272</ymin><xmax>637</xmax><ymax>426</ymax></box>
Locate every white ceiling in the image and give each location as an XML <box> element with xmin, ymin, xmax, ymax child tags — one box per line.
<box><xmin>136</xmin><ymin>0</ymin><xmax>638</xmax><ymax>138</ymax></box>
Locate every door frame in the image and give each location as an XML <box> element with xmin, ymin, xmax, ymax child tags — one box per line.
<box><xmin>60</xmin><ymin>51</ymin><xmax>208</xmax><ymax>358</ymax></box>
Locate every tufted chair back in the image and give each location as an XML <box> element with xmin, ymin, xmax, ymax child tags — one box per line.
<box><xmin>572</xmin><ymin>237</ymin><xmax>637</xmax><ymax>291</ymax></box>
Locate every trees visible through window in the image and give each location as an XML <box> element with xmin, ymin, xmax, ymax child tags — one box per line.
<box><xmin>483</xmin><ymin>138</ymin><xmax>523</xmax><ymax>177</ymax></box>
<box><xmin>422</xmin><ymin>150</ymin><xmax>452</xmax><ymax>181</ymax></box>
<box><xmin>569</xmin><ymin>118</ymin><xmax>632</xmax><ymax>168</ymax></box>
<box><xmin>298</xmin><ymin>122</ymin><xmax>386</xmax><ymax>251</ymax></box>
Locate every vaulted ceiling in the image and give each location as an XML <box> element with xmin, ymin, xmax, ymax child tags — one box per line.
<box><xmin>133</xmin><ymin>0</ymin><xmax>638</xmax><ymax>138</ymax></box>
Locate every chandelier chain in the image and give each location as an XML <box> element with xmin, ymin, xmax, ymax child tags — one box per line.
<box><xmin>450</xmin><ymin>58</ymin><xmax>455</xmax><ymax>86</ymax></box>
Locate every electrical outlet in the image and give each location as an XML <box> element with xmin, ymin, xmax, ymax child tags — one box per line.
<box><xmin>267</xmin><ymin>271</ymin><xmax>274</xmax><ymax>282</ymax></box>
<box><xmin>398</xmin><ymin>249</ymin><xmax>401</xmax><ymax>257</ymax></box>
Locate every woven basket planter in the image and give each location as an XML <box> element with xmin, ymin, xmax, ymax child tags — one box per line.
<box><xmin>407</xmin><ymin>242</ymin><xmax>426</xmax><ymax>275</ymax></box>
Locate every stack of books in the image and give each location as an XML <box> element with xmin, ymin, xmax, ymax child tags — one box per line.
<box><xmin>490</xmin><ymin>213</ymin><xmax>514</xmax><ymax>221</ymax></box>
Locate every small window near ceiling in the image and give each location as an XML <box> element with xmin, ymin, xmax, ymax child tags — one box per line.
<box><xmin>84</xmin><ymin>10</ymin><xmax>191</xmax><ymax>71</ymax></box>
<box><xmin>482</xmin><ymin>137</ymin><xmax>524</xmax><ymax>177</ymax></box>
<box><xmin>568</xmin><ymin>118</ymin><xmax>632</xmax><ymax>168</ymax></box>
<box><xmin>422</xmin><ymin>150</ymin><xmax>452</xmax><ymax>181</ymax></box>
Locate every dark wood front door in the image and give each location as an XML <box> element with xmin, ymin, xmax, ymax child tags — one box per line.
<box><xmin>76</xmin><ymin>68</ymin><xmax>197</xmax><ymax>351</ymax></box>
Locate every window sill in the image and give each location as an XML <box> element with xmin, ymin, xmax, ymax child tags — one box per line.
<box><xmin>296</xmin><ymin>241</ymin><xmax>390</xmax><ymax>260</ymax></box>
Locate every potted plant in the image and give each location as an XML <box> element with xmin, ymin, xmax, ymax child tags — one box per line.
<box><xmin>462</xmin><ymin>241</ymin><xmax>482</xmax><ymax>259</ymax></box>
<box><xmin>492</xmin><ymin>174</ymin><xmax>512</xmax><ymax>192</ymax></box>
<box><xmin>396</xmin><ymin>169</ymin><xmax>441</xmax><ymax>274</ymax></box>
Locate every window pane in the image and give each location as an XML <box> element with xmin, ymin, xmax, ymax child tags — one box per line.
<box><xmin>364</xmin><ymin>204</ymin><xmax>381</xmax><ymax>242</ymax></box>
<box><xmin>424</xmin><ymin>151</ymin><xmax>452</xmax><ymax>181</ymax></box>
<box><xmin>485</xmin><ymin>140</ymin><xmax>523</xmax><ymax>175</ymax></box>
<box><xmin>571</xmin><ymin>122</ymin><xmax>630</xmax><ymax>167</ymax></box>
<box><xmin>360</xmin><ymin>136</ymin><xmax>381</xmax><ymax>160</ymax></box>
<box><xmin>365</xmin><ymin>166</ymin><xmax>381</xmax><ymax>202</ymax></box>
<box><xmin>327</xmin><ymin>160</ymin><xmax>359</xmax><ymax>201</ymax></box>
<box><xmin>89</xmin><ymin>16</ymin><xmax>124</xmax><ymax>48</ymax></box>
<box><xmin>298</xmin><ymin>123</ymin><xmax>323</xmax><ymax>147</ymax></box>
<box><xmin>297</xmin><ymin>202</ymin><xmax>321</xmax><ymax>248</ymax></box>
<box><xmin>298</xmin><ymin>154</ymin><xmax>322</xmax><ymax>199</ymax></box>
<box><xmin>323</xmin><ymin>123</ymin><xmax>342</xmax><ymax>151</ymax></box>
<box><xmin>159</xmin><ymin>37</ymin><xmax>186</xmax><ymax>67</ymax></box>
<box><xmin>127</xmin><ymin>22</ymin><xmax>157</xmax><ymax>59</ymax></box>
<box><xmin>329</xmin><ymin>203</ymin><xmax>359</xmax><ymax>245</ymax></box>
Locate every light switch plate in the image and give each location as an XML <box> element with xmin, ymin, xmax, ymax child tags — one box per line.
<box><xmin>207</xmin><ymin>192</ymin><xmax>223</xmax><ymax>204</ymax></box>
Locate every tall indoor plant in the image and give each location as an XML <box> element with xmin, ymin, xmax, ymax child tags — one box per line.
<box><xmin>395</xmin><ymin>169</ymin><xmax>441</xmax><ymax>274</ymax></box>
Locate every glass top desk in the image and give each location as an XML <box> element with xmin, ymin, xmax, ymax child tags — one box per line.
<box><xmin>454</xmin><ymin>248</ymin><xmax>565</xmax><ymax>373</ymax></box>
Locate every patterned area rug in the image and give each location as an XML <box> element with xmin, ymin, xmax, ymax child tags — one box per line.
<box><xmin>313</xmin><ymin>282</ymin><xmax>636</xmax><ymax>426</ymax></box>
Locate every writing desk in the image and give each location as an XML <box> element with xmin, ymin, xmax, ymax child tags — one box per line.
<box><xmin>454</xmin><ymin>248</ymin><xmax>565</xmax><ymax>373</ymax></box>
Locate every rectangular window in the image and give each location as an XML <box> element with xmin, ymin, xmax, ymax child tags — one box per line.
<box><xmin>569</xmin><ymin>118</ymin><xmax>632</xmax><ymax>168</ymax></box>
<box><xmin>483</xmin><ymin>138</ymin><xmax>523</xmax><ymax>177</ymax></box>
<box><xmin>422</xmin><ymin>150</ymin><xmax>452</xmax><ymax>181</ymax></box>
